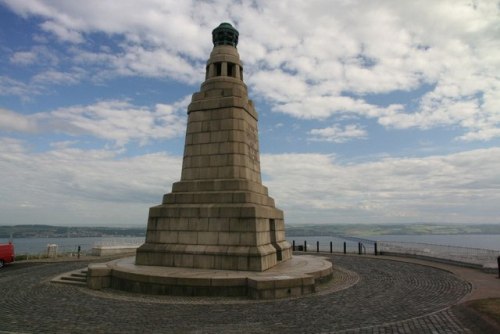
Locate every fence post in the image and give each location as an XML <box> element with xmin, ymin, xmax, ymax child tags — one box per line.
<box><xmin>358</xmin><ymin>242</ymin><xmax>362</xmax><ymax>255</ymax></box>
<box><xmin>374</xmin><ymin>242</ymin><xmax>378</xmax><ymax>256</ymax></box>
<box><xmin>316</xmin><ymin>241</ymin><xmax>319</xmax><ymax>253</ymax></box>
<box><xmin>498</xmin><ymin>256</ymin><xmax>500</xmax><ymax>279</ymax></box>
<box><xmin>343</xmin><ymin>242</ymin><xmax>346</xmax><ymax>254</ymax></box>
<box><xmin>304</xmin><ymin>240</ymin><xmax>307</xmax><ymax>252</ymax></box>
<box><xmin>292</xmin><ymin>240</ymin><xmax>295</xmax><ymax>251</ymax></box>
<box><xmin>330</xmin><ymin>241</ymin><xmax>333</xmax><ymax>253</ymax></box>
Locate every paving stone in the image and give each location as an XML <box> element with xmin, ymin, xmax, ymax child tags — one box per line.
<box><xmin>0</xmin><ymin>254</ymin><xmax>483</xmax><ymax>333</ymax></box>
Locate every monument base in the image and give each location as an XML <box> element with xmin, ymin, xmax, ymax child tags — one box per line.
<box><xmin>87</xmin><ymin>255</ymin><xmax>332</xmax><ymax>300</ymax></box>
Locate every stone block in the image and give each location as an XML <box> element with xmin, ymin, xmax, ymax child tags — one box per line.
<box><xmin>198</xmin><ymin>166</ymin><xmax>218</xmax><ymax>179</ymax></box>
<box><xmin>217</xmin><ymin>166</ymin><xmax>237</xmax><ymax>178</ymax></box>
<box><xmin>188</xmin><ymin>111</ymin><xmax>211</xmax><ymax>122</ymax></box>
<box><xmin>210</xmin><ymin>277</ymin><xmax>246</xmax><ymax>287</ymax></box>
<box><xmin>218</xmin><ymin>255</ymin><xmax>239</xmax><ymax>270</ymax></box>
<box><xmin>193</xmin><ymin>254</ymin><xmax>215</xmax><ymax>269</ymax></box>
<box><xmin>219</xmin><ymin>206</ymin><xmax>241</xmax><ymax>218</ymax></box>
<box><xmin>88</xmin><ymin>263</ymin><xmax>111</xmax><ymax>277</ymax></box>
<box><xmin>209</xmin><ymin>108</ymin><xmax>229</xmax><ymax>120</ymax></box>
<box><xmin>170</xmin><ymin>218</ymin><xmax>189</xmax><ymax>231</ymax></box>
<box><xmin>148</xmin><ymin>205</ymin><xmax>162</xmax><ymax>218</ymax></box>
<box><xmin>274</xmin><ymin>276</ymin><xmax>302</xmax><ymax>289</ymax></box>
<box><xmin>208</xmin><ymin>218</ymin><xmax>229</xmax><ymax>231</ymax></box>
<box><xmin>256</xmin><ymin>232</ymin><xmax>271</xmax><ymax>245</ymax></box>
<box><xmin>178</xmin><ymin>231</ymin><xmax>198</xmax><ymax>244</ymax></box>
<box><xmin>158</xmin><ymin>231</ymin><xmax>178</xmax><ymax>243</ymax></box>
<box><xmin>248</xmin><ymin>257</ymin><xmax>264</xmax><ymax>271</ymax></box>
<box><xmin>200</xmin><ymin>206</ymin><xmax>220</xmax><ymax>218</ymax></box>
<box><xmin>241</xmin><ymin>206</ymin><xmax>256</xmax><ymax>218</ymax></box>
<box><xmin>219</xmin><ymin>141</ymin><xmax>240</xmax><ymax>154</ymax></box>
<box><xmin>185</xmin><ymin>134</ymin><xmax>193</xmax><ymax>145</ymax></box>
<box><xmin>228</xmin><ymin>130</ymin><xmax>245</xmax><ymax>142</ymax></box>
<box><xmin>210</xmin><ymin>131</ymin><xmax>229</xmax><ymax>143</ymax></box>
<box><xmin>184</xmin><ymin>244</ymin><xmax>207</xmax><ymax>254</ymax></box>
<box><xmin>205</xmin><ymin>245</ymin><xmax>228</xmax><ymax>254</ymax></box>
<box><xmin>178</xmin><ymin>277</ymin><xmax>211</xmax><ymax>287</ymax></box>
<box><xmin>202</xmin><ymin>119</ymin><xmax>221</xmax><ymax>132</ymax></box>
<box><xmin>255</xmin><ymin>219</ymin><xmax>269</xmax><ymax>232</ymax></box>
<box><xmin>274</xmin><ymin>288</ymin><xmax>292</xmax><ymax>299</ymax></box>
<box><xmin>186</xmin><ymin>121</ymin><xmax>202</xmax><ymax>134</ymax></box>
<box><xmin>197</xmin><ymin>231</ymin><xmax>219</xmax><ymax>245</ymax></box>
<box><xmin>181</xmin><ymin>168</ymin><xmax>196</xmax><ymax>180</ymax></box>
<box><xmin>179</xmin><ymin>207</ymin><xmax>200</xmax><ymax>218</ymax></box>
<box><xmin>274</xmin><ymin>230</ymin><xmax>285</xmax><ymax>241</ymax></box>
<box><xmin>209</xmin><ymin>154</ymin><xmax>228</xmax><ymax>167</ymax></box>
<box><xmin>188</xmin><ymin>218</ymin><xmax>209</xmax><ymax>231</ymax></box>
<box><xmin>229</xmin><ymin>218</ymin><xmax>255</xmax><ymax>232</ymax></box>
<box><xmin>240</xmin><ymin>232</ymin><xmax>256</xmax><ymax>245</ymax></box>
<box><xmin>226</xmin><ymin>246</ymin><xmax>250</xmax><ymax>256</ymax></box>
<box><xmin>162</xmin><ymin>193</ymin><xmax>175</xmax><ymax>204</ymax></box>
<box><xmin>218</xmin><ymin>232</ymin><xmax>240</xmax><ymax>245</ymax></box>
<box><xmin>87</xmin><ymin>263</ymin><xmax>112</xmax><ymax>290</ymax></box>
<box><xmin>145</xmin><ymin>230</ymin><xmax>158</xmax><ymax>243</ymax></box>
<box><xmin>160</xmin><ymin>253</ymin><xmax>174</xmax><ymax>266</ymax></box>
<box><xmin>247</xmin><ymin>277</ymin><xmax>274</xmax><ymax>290</ymax></box>
<box><xmin>192</xmin><ymin>132</ymin><xmax>211</xmax><ymax>145</ymax></box>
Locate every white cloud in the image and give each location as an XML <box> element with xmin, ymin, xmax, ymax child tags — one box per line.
<box><xmin>0</xmin><ymin>108</ymin><xmax>38</xmax><ymax>133</ymax></box>
<box><xmin>46</xmin><ymin>99</ymin><xmax>189</xmax><ymax>145</ymax></box>
<box><xmin>0</xmin><ymin>76</ymin><xmax>33</xmax><ymax>98</ymax></box>
<box><xmin>0</xmin><ymin>97</ymin><xmax>190</xmax><ymax>146</ymax></box>
<box><xmin>40</xmin><ymin>20</ymin><xmax>84</xmax><ymax>43</ymax></box>
<box><xmin>3</xmin><ymin>1</ymin><xmax>499</xmax><ymax>141</ymax></box>
<box><xmin>0</xmin><ymin>0</ymin><xmax>499</xmax><ymax>228</ymax></box>
<box><xmin>32</xmin><ymin>68</ymin><xmax>84</xmax><ymax>85</ymax></box>
<box><xmin>72</xmin><ymin>46</ymin><xmax>202</xmax><ymax>84</ymax></box>
<box><xmin>0</xmin><ymin>137</ymin><xmax>182</xmax><ymax>226</ymax></box>
<box><xmin>10</xmin><ymin>51</ymin><xmax>38</xmax><ymax>65</ymax></box>
<box><xmin>309</xmin><ymin>124</ymin><xmax>367</xmax><ymax>143</ymax></box>
<box><xmin>1</xmin><ymin>137</ymin><xmax>498</xmax><ymax>226</ymax></box>
<box><xmin>262</xmin><ymin>148</ymin><xmax>500</xmax><ymax>224</ymax></box>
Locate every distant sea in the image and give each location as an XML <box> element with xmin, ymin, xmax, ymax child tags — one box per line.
<box><xmin>1</xmin><ymin>234</ymin><xmax>499</xmax><ymax>255</ymax></box>
<box><xmin>0</xmin><ymin>236</ymin><xmax>145</xmax><ymax>255</ymax></box>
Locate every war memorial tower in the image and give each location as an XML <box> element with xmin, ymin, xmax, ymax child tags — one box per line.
<box><xmin>87</xmin><ymin>24</ymin><xmax>332</xmax><ymax>299</ymax></box>
<box><xmin>135</xmin><ymin>23</ymin><xmax>292</xmax><ymax>271</ymax></box>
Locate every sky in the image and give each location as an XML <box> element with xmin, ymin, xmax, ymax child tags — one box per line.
<box><xmin>1</xmin><ymin>0</ymin><xmax>499</xmax><ymax>227</ymax></box>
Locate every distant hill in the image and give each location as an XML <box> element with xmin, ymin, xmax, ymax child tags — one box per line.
<box><xmin>286</xmin><ymin>223</ymin><xmax>500</xmax><ymax>237</ymax></box>
<box><xmin>1</xmin><ymin>223</ymin><xmax>499</xmax><ymax>239</ymax></box>
<box><xmin>0</xmin><ymin>225</ymin><xmax>146</xmax><ymax>239</ymax></box>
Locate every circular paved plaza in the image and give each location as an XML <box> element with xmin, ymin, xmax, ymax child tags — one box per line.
<box><xmin>0</xmin><ymin>255</ymin><xmax>481</xmax><ymax>333</ymax></box>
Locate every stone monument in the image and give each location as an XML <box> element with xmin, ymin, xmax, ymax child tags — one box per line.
<box><xmin>135</xmin><ymin>23</ymin><xmax>292</xmax><ymax>271</ymax></box>
<box><xmin>87</xmin><ymin>24</ymin><xmax>332</xmax><ymax>299</ymax></box>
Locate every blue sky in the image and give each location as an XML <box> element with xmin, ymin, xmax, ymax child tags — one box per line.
<box><xmin>1</xmin><ymin>0</ymin><xmax>499</xmax><ymax>226</ymax></box>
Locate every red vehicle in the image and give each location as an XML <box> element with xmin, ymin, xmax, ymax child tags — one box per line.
<box><xmin>0</xmin><ymin>242</ymin><xmax>15</xmax><ymax>268</ymax></box>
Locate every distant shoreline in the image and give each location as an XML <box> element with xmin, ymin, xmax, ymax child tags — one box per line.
<box><xmin>1</xmin><ymin>223</ymin><xmax>499</xmax><ymax>239</ymax></box>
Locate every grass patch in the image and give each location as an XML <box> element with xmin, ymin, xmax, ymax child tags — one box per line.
<box><xmin>469</xmin><ymin>298</ymin><xmax>500</xmax><ymax>324</ymax></box>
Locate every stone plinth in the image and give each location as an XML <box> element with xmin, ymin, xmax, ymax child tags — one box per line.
<box><xmin>88</xmin><ymin>255</ymin><xmax>333</xmax><ymax>299</ymax></box>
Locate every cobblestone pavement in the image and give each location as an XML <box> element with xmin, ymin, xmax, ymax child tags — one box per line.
<box><xmin>0</xmin><ymin>255</ymin><xmax>479</xmax><ymax>333</ymax></box>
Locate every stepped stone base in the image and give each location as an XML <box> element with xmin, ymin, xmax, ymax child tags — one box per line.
<box><xmin>87</xmin><ymin>255</ymin><xmax>333</xmax><ymax>299</ymax></box>
<box><xmin>136</xmin><ymin>201</ymin><xmax>292</xmax><ymax>271</ymax></box>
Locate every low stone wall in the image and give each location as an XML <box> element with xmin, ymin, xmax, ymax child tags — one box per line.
<box><xmin>91</xmin><ymin>246</ymin><xmax>139</xmax><ymax>257</ymax></box>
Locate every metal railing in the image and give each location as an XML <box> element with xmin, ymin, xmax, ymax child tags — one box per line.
<box><xmin>291</xmin><ymin>239</ymin><xmax>372</xmax><ymax>255</ymax></box>
<box><xmin>377</xmin><ymin>241</ymin><xmax>500</xmax><ymax>269</ymax></box>
<box><xmin>290</xmin><ymin>237</ymin><xmax>500</xmax><ymax>271</ymax></box>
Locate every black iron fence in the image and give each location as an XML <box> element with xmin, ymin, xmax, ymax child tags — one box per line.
<box><xmin>290</xmin><ymin>237</ymin><xmax>500</xmax><ymax>272</ymax></box>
